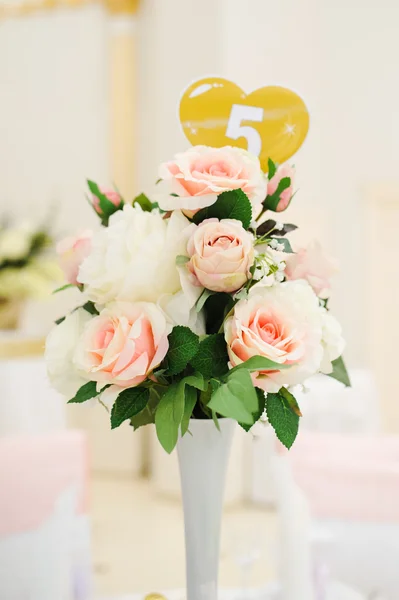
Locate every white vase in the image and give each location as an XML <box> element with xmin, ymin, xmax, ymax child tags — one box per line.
<box><xmin>177</xmin><ymin>418</ymin><xmax>235</xmax><ymax>600</ymax></box>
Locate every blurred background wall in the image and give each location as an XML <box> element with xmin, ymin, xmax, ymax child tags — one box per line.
<box><xmin>1</xmin><ymin>0</ymin><xmax>399</xmax><ymax>428</ymax></box>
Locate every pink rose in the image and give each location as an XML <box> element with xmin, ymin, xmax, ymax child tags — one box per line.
<box><xmin>93</xmin><ymin>187</ymin><xmax>122</xmax><ymax>215</ymax></box>
<box><xmin>57</xmin><ymin>230</ymin><xmax>92</xmax><ymax>285</ymax></box>
<box><xmin>267</xmin><ymin>164</ymin><xmax>295</xmax><ymax>212</ymax></box>
<box><xmin>224</xmin><ymin>281</ymin><xmax>323</xmax><ymax>392</ymax></box>
<box><xmin>284</xmin><ymin>241</ymin><xmax>338</xmax><ymax>299</ymax></box>
<box><xmin>74</xmin><ymin>301</ymin><xmax>170</xmax><ymax>402</ymax></box>
<box><xmin>185</xmin><ymin>218</ymin><xmax>254</xmax><ymax>293</ymax></box>
<box><xmin>157</xmin><ymin>145</ymin><xmax>266</xmax><ymax>218</ymax></box>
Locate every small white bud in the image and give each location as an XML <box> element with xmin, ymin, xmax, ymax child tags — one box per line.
<box><xmin>288</xmin><ymin>384</ymin><xmax>304</xmax><ymax>395</ymax></box>
<box><xmin>276</xmin><ymin>272</ymin><xmax>285</xmax><ymax>282</ymax></box>
<box><xmin>276</xmin><ymin>243</ymin><xmax>285</xmax><ymax>252</ymax></box>
<box><xmin>275</xmin><ymin>222</ymin><xmax>284</xmax><ymax>231</ymax></box>
<box><xmin>278</xmin><ymin>261</ymin><xmax>286</xmax><ymax>271</ymax></box>
<box><xmin>269</xmin><ymin>239</ymin><xmax>278</xmax><ymax>249</ymax></box>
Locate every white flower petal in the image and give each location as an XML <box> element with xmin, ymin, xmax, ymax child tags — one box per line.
<box><xmin>78</xmin><ymin>204</ymin><xmax>191</xmax><ymax>306</ymax></box>
<box><xmin>45</xmin><ymin>308</ymin><xmax>92</xmax><ymax>398</ymax></box>
<box><xmin>157</xmin><ymin>192</ymin><xmax>218</xmax><ymax>212</ymax></box>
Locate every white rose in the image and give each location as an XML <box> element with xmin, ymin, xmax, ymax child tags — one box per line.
<box><xmin>225</xmin><ymin>280</ymin><xmax>324</xmax><ymax>392</ymax></box>
<box><xmin>45</xmin><ymin>308</ymin><xmax>92</xmax><ymax>398</ymax></box>
<box><xmin>0</xmin><ymin>226</ymin><xmax>33</xmax><ymax>262</ymax></box>
<box><xmin>158</xmin><ymin>290</ymin><xmax>206</xmax><ymax>335</ymax></box>
<box><xmin>78</xmin><ymin>205</ymin><xmax>191</xmax><ymax>306</ymax></box>
<box><xmin>319</xmin><ymin>309</ymin><xmax>345</xmax><ymax>374</ymax></box>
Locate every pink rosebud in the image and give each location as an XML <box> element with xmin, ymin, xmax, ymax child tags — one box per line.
<box><xmin>57</xmin><ymin>230</ymin><xmax>92</xmax><ymax>285</ymax></box>
<box><xmin>284</xmin><ymin>241</ymin><xmax>338</xmax><ymax>299</ymax></box>
<box><xmin>267</xmin><ymin>164</ymin><xmax>295</xmax><ymax>212</ymax></box>
<box><xmin>92</xmin><ymin>187</ymin><xmax>122</xmax><ymax>215</ymax></box>
<box><xmin>186</xmin><ymin>218</ymin><xmax>254</xmax><ymax>293</ymax></box>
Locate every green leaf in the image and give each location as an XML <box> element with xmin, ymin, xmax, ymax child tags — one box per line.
<box><xmin>256</xmin><ymin>219</ymin><xmax>277</xmax><ymax>237</ymax></box>
<box><xmin>87</xmin><ymin>180</ymin><xmax>121</xmax><ymax>219</ymax></box>
<box><xmin>175</xmin><ymin>255</ymin><xmax>190</xmax><ymax>266</ymax></box>
<box><xmin>204</xmin><ymin>292</ymin><xmax>235</xmax><ymax>334</ymax></box>
<box><xmin>256</xmin><ymin>219</ymin><xmax>297</xmax><ymax>237</ymax></box>
<box><xmin>181</xmin><ymin>372</ymin><xmax>207</xmax><ymax>392</ymax></box>
<box><xmin>208</xmin><ymin>369</ymin><xmax>258</xmax><ymax>425</ymax></box>
<box><xmin>181</xmin><ymin>385</ymin><xmax>198</xmax><ymax>436</ymax></box>
<box><xmin>155</xmin><ymin>382</ymin><xmax>185</xmax><ymax>453</ymax></box>
<box><xmin>240</xmin><ymin>387</ymin><xmax>266</xmax><ymax>432</ymax></box>
<box><xmin>327</xmin><ymin>355</ymin><xmax>351</xmax><ymax>387</ymax></box>
<box><xmin>196</xmin><ymin>288</ymin><xmax>217</xmax><ymax>313</ymax></box>
<box><xmin>277</xmin><ymin>223</ymin><xmax>297</xmax><ymax>236</ymax></box>
<box><xmin>82</xmin><ymin>301</ymin><xmax>99</xmax><ymax>316</ymax></box>
<box><xmin>133</xmin><ymin>192</ymin><xmax>152</xmax><ymax>212</ymax></box>
<box><xmin>264</xmin><ymin>176</ymin><xmax>292</xmax><ymax>211</ymax></box>
<box><xmin>52</xmin><ymin>283</ymin><xmax>76</xmax><ymax>294</ymax></box>
<box><xmin>279</xmin><ymin>386</ymin><xmax>303</xmax><ymax>417</ymax></box>
<box><xmin>130</xmin><ymin>389</ymin><xmax>159</xmax><ymax>430</ymax></box>
<box><xmin>68</xmin><ymin>381</ymin><xmax>98</xmax><ymax>404</ymax></box>
<box><xmin>163</xmin><ymin>326</ymin><xmax>200</xmax><ymax>376</ymax></box>
<box><xmin>210</xmin><ymin>378</ymin><xmax>221</xmax><ymax>393</ymax></box>
<box><xmin>275</xmin><ymin>176</ymin><xmax>291</xmax><ymax>196</ymax></box>
<box><xmin>193</xmin><ymin>189</ymin><xmax>252</xmax><ymax>229</ymax></box>
<box><xmin>268</xmin><ymin>158</ymin><xmax>277</xmax><ymax>179</ymax></box>
<box><xmin>266</xmin><ymin>389</ymin><xmax>299</xmax><ymax>449</ymax></box>
<box><xmin>271</xmin><ymin>237</ymin><xmax>294</xmax><ymax>253</ymax></box>
<box><xmin>29</xmin><ymin>231</ymin><xmax>51</xmax><ymax>256</ymax></box>
<box><xmin>212</xmin><ymin>410</ymin><xmax>221</xmax><ymax>431</ymax></box>
<box><xmin>229</xmin><ymin>355</ymin><xmax>291</xmax><ymax>375</ymax></box>
<box><xmin>190</xmin><ymin>333</ymin><xmax>229</xmax><ymax>379</ymax></box>
<box><xmin>164</xmin><ymin>372</ymin><xmax>206</xmax><ymax>439</ymax></box>
<box><xmin>234</xmin><ymin>288</ymin><xmax>249</xmax><ymax>301</ymax></box>
<box><xmin>111</xmin><ymin>387</ymin><xmax>150</xmax><ymax>429</ymax></box>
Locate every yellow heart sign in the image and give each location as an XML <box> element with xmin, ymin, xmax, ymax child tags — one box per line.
<box><xmin>179</xmin><ymin>77</ymin><xmax>309</xmax><ymax>172</ymax></box>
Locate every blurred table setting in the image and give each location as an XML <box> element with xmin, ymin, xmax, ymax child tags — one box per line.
<box><xmin>100</xmin><ymin>582</ymin><xmax>366</xmax><ymax>600</ymax></box>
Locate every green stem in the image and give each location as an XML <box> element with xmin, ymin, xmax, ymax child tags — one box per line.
<box><xmin>98</xmin><ymin>397</ymin><xmax>110</xmax><ymax>413</ymax></box>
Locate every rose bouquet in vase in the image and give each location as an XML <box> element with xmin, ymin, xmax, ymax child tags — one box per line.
<box><xmin>45</xmin><ymin>146</ymin><xmax>348</xmax><ymax>600</ymax></box>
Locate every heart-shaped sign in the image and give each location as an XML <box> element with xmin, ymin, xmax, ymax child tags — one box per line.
<box><xmin>179</xmin><ymin>77</ymin><xmax>309</xmax><ymax>172</ymax></box>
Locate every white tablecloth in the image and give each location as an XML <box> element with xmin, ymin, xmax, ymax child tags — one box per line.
<box><xmin>101</xmin><ymin>581</ymin><xmax>365</xmax><ymax>600</ymax></box>
<box><xmin>0</xmin><ymin>343</ymin><xmax>66</xmax><ymax>436</ymax></box>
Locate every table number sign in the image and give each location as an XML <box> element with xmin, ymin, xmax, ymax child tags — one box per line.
<box><xmin>179</xmin><ymin>77</ymin><xmax>310</xmax><ymax>172</ymax></box>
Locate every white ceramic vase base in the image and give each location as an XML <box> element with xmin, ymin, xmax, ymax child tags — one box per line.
<box><xmin>177</xmin><ymin>419</ymin><xmax>236</xmax><ymax>600</ymax></box>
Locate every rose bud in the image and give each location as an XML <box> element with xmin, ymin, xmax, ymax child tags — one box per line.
<box><xmin>57</xmin><ymin>230</ymin><xmax>92</xmax><ymax>285</ymax></box>
<box><xmin>266</xmin><ymin>164</ymin><xmax>295</xmax><ymax>212</ymax></box>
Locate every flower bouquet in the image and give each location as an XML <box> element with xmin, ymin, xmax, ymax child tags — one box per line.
<box><xmin>45</xmin><ymin>145</ymin><xmax>348</xmax><ymax>599</ymax></box>
<box><xmin>0</xmin><ymin>222</ymin><xmax>58</xmax><ymax>329</ymax></box>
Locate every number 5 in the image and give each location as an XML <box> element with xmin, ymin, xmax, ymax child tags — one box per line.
<box><xmin>226</xmin><ymin>104</ymin><xmax>264</xmax><ymax>157</ymax></box>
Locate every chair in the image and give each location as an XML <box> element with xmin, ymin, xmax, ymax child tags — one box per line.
<box><xmin>282</xmin><ymin>432</ymin><xmax>399</xmax><ymax>599</ymax></box>
<box><xmin>0</xmin><ymin>430</ymin><xmax>91</xmax><ymax>600</ymax></box>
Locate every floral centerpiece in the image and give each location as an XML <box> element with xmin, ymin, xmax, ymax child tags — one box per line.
<box><xmin>45</xmin><ymin>146</ymin><xmax>348</xmax><ymax>600</ymax></box>
<box><xmin>46</xmin><ymin>147</ymin><xmax>348</xmax><ymax>449</ymax></box>
<box><xmin>0</xmin><ymin>222</ymin><xmax>58</xmax><ymax>329</ymax></box>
